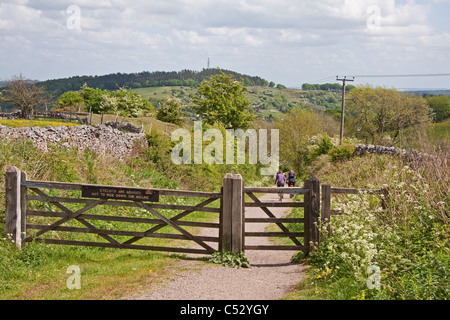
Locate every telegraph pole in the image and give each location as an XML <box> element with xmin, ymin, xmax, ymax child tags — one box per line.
<box><xmin>336</xmin><ymin>76</ymin><xmax>355</xmax><ymax>145</ymax></box>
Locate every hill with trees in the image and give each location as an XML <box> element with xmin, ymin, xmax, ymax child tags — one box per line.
<box><xmin>37</xmin><ymin>69</ymin><xmax>270</xmax><ymax>98</ymax></box>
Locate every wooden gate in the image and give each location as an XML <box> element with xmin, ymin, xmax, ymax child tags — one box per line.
<box><xmin>5</xmin><ymin>167</ymin><xmax>321</xmax><ymax>256</ymax></box>
<box><xmin>243</xmin><ymin>177</ymin><xmax>320</xmax><ymax>254</ymax></box>
<box><xmin>5</xmin><ymin>166</ymin><xmax>222</xmax><ymax>255</ymax></box>
<box><xmin>219</xmin><ymin>174</ymin><xmax>320</xmax><ymax>255</ymax></box>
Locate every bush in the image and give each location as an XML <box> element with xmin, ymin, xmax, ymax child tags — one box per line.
<box><xmin>329</xmin><ymin>145</ymin><xmax>355</xmax><ymax>163</ymax></box>
<box><xmin>156</xmin><ymin>97</ymin><xmax>184</xmax><ymax>125</ymax></box>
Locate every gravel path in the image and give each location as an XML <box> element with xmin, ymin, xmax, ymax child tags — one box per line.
<box><xmin>128</xmin><ymin>193</ymin><xmax>305</xmax><ymax>300</ymax></box>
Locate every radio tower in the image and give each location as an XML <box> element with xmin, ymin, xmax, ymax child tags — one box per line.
<box><xmin>207</xmin><ymin>58</ymin><xmax>210</xmax><ymax>69</ymax></box>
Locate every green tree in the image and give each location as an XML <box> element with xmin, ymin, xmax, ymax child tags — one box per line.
<box><xmin>346</xmin><ymin>85</ymin><xmax>432</xmax><ymax>146</ymax></box>
<box><xmin>55</xmin><ymin>91</ymin><xmax>85</xmax><ymax>111</ymax></box>
<box><xmin>112</xmin><ymin>87</ymin><xmax>154</xmax><ymax>117</ymax></box>
<box><xmin>71</xmin><ymin>84</ymin><xmax>153</xmax><ymax>117</ymax></box>
<box><xmin>79</xmin><ymin>84</ymin><xmax>106</xmax><ymax>113</ymax></box>
<box><xmin>276</xmin><ymin>108</ymin><xmax>339</xmax><ymax>175</ymax></box>
<box><xmin>192</xmin><ymin>71</ymin><xmax>255</xmax><ymax>129</ymax></box>
<box><xmin>426</xmin><ymin>95</ymin><xmax>450</xmax><ymax>122</ymax></box>
<box><xmin>156</xmin><ymin>97</ymin><xmax>184</xmax><ymax>125</ymax></box>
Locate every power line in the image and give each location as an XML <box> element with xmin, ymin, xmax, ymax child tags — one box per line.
<box><xmin>305</xmin><ymin>73</ymin><xmax>450</xmax><ymax>86</ymax></box>
<box><xmin>351</xmin><ymin>73</ymin><xmax>450</xmax><ymax>78</ymax></box>
<box><xmin>308</xmin><ymin>76</ymin><xmax>336</xmax><ymax>84</ymax></box>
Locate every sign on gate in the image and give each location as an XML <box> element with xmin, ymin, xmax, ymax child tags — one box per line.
<box><xmin>81</xmin><ymin>186</ymin><xmax>160</xmax><ymax>202</ymax></box>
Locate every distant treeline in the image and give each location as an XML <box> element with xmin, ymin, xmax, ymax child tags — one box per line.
<box><xmin>302</xmin><ymin>83</ymin><xmax>356</xmax><ymax>92</ymax></box>
<box><xmin>38</xmin><ymin>69</ymin><xmax>270</xmax><ymax>97</ymax></box>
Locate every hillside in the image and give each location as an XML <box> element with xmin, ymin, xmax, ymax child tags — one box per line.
<box><xmin>37</xmin><ymin>69</ymin><xmax>270</xmax><ymax>97</ymax></box>
<box><xmin>1</xmin><ymin>69</ymin><xmax>344</xmax><ymax>116</ymax></box>
<box><xmin>132</xmin><ymin>85</ymin><xmax>342</xmax><ymax>121</ymax></box>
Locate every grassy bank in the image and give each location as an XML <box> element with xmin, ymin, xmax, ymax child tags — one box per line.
<box><xmin>0</xmin><ymin>116</ymin><xmax>270</xmax><ymax>299</ymax></box>
<box><xmin>284</xmin><ymin>150</ymin><xmax>449</xmax><ymax>300</ymax></box>
<box><xmin>0</xmin><ymin>136</ymin><xmax>201</xmax><ymax>299</ymax></box>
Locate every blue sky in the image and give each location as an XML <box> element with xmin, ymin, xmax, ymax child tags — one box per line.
<box><xmin>0</xmin><ymin>0</ymin><xmax>449</xmax><ymax>89</ymax></box>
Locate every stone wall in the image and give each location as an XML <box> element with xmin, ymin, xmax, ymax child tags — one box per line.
<box><xmin>0</xmin><ymin>124</ymin><xmax>148</xmax><ymax>160</ymax></box>
<box><xmin>353</xmin><ymin>144</ymin><xmax>431</xmax><ymax>162</ymax></box>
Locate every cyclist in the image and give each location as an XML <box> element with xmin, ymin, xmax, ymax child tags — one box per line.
<box><xmin>275</xmin><ymin>170</ymin><xmax>286</xmax><ymax>201</ymax></box>
<box><xmin>287</xmin><ymin>170</ymin><xmax>296</xmax><ymax>198</ymax></box>
<box><xmin>287</xmin><ymin>170</ymin><xmax>296</xmax><ymax>187</ymax></box>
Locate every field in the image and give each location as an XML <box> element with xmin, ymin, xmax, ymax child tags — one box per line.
<box><xmin>0</xmin><ymin>118</ymin><xmax>81</xmax><ymax>128</ymax></box>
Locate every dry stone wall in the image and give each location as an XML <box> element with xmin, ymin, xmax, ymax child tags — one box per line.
<box><xmin>353</xmin><ymin>144</ymin><xmax>432</xmax><ymax>162</ymax></box>
<box><xmin>0</xmin><ymin>124</ymin><xmax>148</xmax><ymax>160</ymax></box>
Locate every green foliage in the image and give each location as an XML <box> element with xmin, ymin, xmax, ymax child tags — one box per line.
<box><xmin>156</xmin><ymin>97</ymin><xmax>185</xmax><ymax>125</ymax></box>
<box><xmin>328</xmin><ymin>145</ymin><xmax>355</xmax><ymax>163</ymax></box>
<box><xmin>276</xmin><ymin>108</ymin><xmax>339</xmax><ymax>176</ymax></box>
<box><xmin>112</xmin><ymin>87</ymin><xmax>154</xmax><ymax>117</ymax></box>
<box><xmin>429</xmin><ymin>118</ymin><xmax>450</xmax><ymax>143</ymax></box>
<box><xmin>143</xmin><ymin>131</ymin><xmax>174</xmax><ymax>171</ymax></box>
<box><xmin>346</xmin><ymin>85</ymin><xmax>432</xmax><ymax>146</ymax></box>
<box><xmin>426</xmin><ymin>94</ymin><xmax>450</xmax><ymax>122</ymax></box>
<box><xmin>302</xmin><ymin>83</ymin><xmax>356</xmax><ymax>92</ymax></box>
<box><xmin>209</xmin><ymin>252</ymin><xmax>250</xmax><ymax>268</ymax></box>
<box><xmin>303</xmin><ymin>153</ymin><xmax>450</xmax><ymax>300</ymax></box>
<box><xmin>55</xmin><ymin>91</ymin><xmax>85</xmax><ymax>110</ymax></box>
<box><xmin>58</xmin><ymin>85</ymin><xmax>154</xmax><ymax>117</ymax></box>
<box><xmin>193</xmin><ymin>71</ymin><xmax>256</xmax><ymax>129</ymax></box>
<box><xmin>39</xmin><ymin>69</ymin><xmax>270</xmax><ymax>98</ymax></box>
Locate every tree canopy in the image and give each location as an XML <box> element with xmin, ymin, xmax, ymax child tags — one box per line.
<box><xmin>192</xmin><ymin>71</ymin><xmax>255</xmax><ymax>129</ymax></box>
<box><xmin>276</xmin><ymin>107</ymin><xmax>339</xmax><ymax>175</ymax></box>
<box><xmin>56</xmin><ymin>84</ymin><xmax>154</xmax><ymax>117</ymax></box>
<box><xmin>302</xmin><ymin>83</ymin><xmax>356</xmax><ymax>92</ymax></box>
<box><xmin>426</xmin><ymin>95</ymin><xmax>450</xmax><ymax>122</ymax></box>
<box><xmin>346</xmin><ymin>85</ymin><xmax>432</xmax><ymax>146</ymax></box>
<box><xmin>156</xmin><ymin>97</ymin><xmax>185</xmax><ymax>125</ymax></box>
<box><xmin>40</xmin><ymin>69</ymin><xmax>270</xmax><ymax>97</ymax></box>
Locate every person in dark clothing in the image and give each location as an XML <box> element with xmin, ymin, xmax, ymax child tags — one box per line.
<box><xmin>275</xmin><ymin>170</ymin><xmax>286</xmax><ymax>187</ymax></box>
<box><xmin>275</xmin><ymin>170</ymin><xmax>286</xmax><ymax>201</ymax></box>
<box><xmin>287</xmin><ymin>170</ymin><xmax>296</xmax><ymax>187</ymax></box>
<box><xmin>287</xmin><ymin>170</ymin><xmax>296</xmax><ymax>198</ymax></box>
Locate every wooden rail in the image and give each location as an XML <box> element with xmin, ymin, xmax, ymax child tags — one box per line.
<box><xmin>321</xmin><ymin>184</ymin><xmax>389</xmax><ymax>236</ymax></box>
<box><xmin>241</xmin><ymin>177</ymin><xmax>320</xmax><ymax>253</ymax></box>
<box><xmin>5</xmin><ymin>166</ymin><xmax>387</xmax><ymax>257</ymax></box>
<box><xmin>5</xmin><ymin>167</ymin><xmax>221</xmax><ymax>254</ymax></box>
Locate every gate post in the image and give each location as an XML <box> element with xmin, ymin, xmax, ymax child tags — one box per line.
<box><xmin>303</xmin><ymin>179</ymin><xmax>311</xmax><ymax>254</ymax></box>
<box><xmin>321</xmin><ymin>183</ymin><xmax>331</xmax><ymax>238</ymax></box>
<box><xmin>220</xmin><ymin>174</ymin><xmax>244</xmax><ymax>253</ymax></box>
<box><xmin>304</xmin><ymin>176</ymin><xmax>320</xmax><ymax>254</ymax></box>
<box><xmin>310</xmin><ymin>176</ymin><xmax>320</xmax><ymax>251</ymax></box>
<box><xmin>5</xmin><ymin>166</ymin><xmax>22</xmax><ymax>250</ymax></box>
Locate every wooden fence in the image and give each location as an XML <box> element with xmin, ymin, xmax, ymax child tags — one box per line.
<box><xmin>5</xmin><ymin>166</ymin><xmax>221</xmax><ymax>255</ymax></box>
<box><xmin>4</xmin><ymin>167</ymin><xmax>388</xmax><ymax>256</ymax></box>
<box><xmin>320</xmin><ymin>184</ymin><xmax>389</xmax><ymax>235</ymax></box>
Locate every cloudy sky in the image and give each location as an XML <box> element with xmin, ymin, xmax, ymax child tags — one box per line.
<box><xmin>1</xmin><ymin>0</ymin><xmax>449</xmax><ymax>89</ymax></box>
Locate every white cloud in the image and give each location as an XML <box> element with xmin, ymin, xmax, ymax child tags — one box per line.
<box><xmin>0</xmin><ymin>0</ymin><xmax>448</xmax><ymax>88</ymax></box>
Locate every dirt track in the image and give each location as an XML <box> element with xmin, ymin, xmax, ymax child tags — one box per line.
<box><xmin>127</xmin><ymin>193</ymin><xmax>305</xmax><ymax>300</ymax></box>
